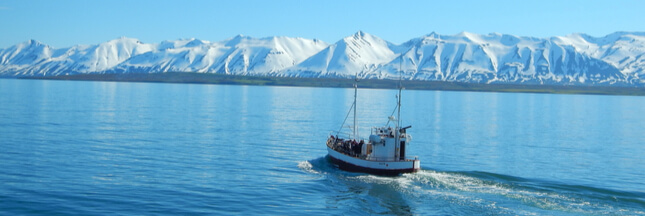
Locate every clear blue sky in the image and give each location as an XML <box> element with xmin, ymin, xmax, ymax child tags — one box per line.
<box><xmin>1</xmin><ymin>0</ymin><xmax>643</xmax><ymax>48</ymax></box>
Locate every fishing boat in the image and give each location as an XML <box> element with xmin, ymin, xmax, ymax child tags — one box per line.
<box><xmin>326</xmin><ymin>75</ymin><xmax>420</xmax><ymax>176</ymax></box>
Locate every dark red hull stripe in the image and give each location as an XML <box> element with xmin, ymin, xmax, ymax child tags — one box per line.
<box><xmin>328</xmin><ymin>155</ymin><xmax>418</xmax><ymax>176</ymax></box>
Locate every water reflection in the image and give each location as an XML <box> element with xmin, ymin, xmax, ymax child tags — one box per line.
<box><xmin>310</xmin><ymin>156</ymin><xmax>414</xmax><ymax>215</ymax></box>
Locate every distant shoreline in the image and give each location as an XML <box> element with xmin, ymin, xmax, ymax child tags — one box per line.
<box><xmin>17</xmin><ymin>72</ymin><xmax>645</xmax><ymax>96</ymax></box>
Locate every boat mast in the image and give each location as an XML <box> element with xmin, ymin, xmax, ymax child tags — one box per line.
<box><xmin>353</xmin><ymin>74</ymin><xmax>358</xmax><ymax>140</ymax></box>
<box><xmin>336</xmin><ymin>74</ymin><xmax>358</xmax><ymax>139</ymax></box>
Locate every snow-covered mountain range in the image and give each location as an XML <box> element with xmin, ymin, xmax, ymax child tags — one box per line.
<box><xmin>2</xmin><ymin>31</ymin><xmax>645</xmax><ymax>86</ymax></box>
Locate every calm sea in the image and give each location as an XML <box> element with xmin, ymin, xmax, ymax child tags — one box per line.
<box><xmin>1</xmin><ymin>79</ymin><xmax>644</xmax><ymax>215</ymax></box>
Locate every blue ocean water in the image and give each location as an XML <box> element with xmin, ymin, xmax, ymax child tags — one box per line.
<box><xmin>1</xmin><ymin>79</ymin><xmax>644</xmax><ymax>215</ymax></box>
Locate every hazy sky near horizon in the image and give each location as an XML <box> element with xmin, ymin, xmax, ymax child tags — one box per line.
<box><xmin>1</xmin><ymin>0</ymin><xmax>643</xmax><ymax>48</ymax></box>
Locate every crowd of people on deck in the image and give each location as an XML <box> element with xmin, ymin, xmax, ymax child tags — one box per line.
<box><xmin>328</xmin><ymin>135</ymin><xmax>364</xmax><ymax>157</ymax></box>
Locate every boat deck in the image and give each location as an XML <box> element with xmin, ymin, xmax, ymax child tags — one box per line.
<box><xmin>326</xmin><ymin>136</ymin><xmax>417</xmax><ymax>162</ymax></box>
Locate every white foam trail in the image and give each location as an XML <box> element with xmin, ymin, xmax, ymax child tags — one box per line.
<box><xmin>401</xmin><ymin>170</ymin><xmax>643</xmax><ymax>215</ymax></box>
<box><xmin>414</xmin><ymin>171</ymin><xmax>575</xmax><ymax>210</ymax></box>
<box><xmin>297</xmin><ymin>161</ymin><xmax>319</xmax><ymax>174</ymax></box>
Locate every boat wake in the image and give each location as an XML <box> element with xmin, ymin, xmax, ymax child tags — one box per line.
<box><xmin>299</xmin><ymin>157</ymin><xmax>645</xmax><ymax>215</ymax></box>
<box><xmin>404</xmin><ymin>170</ymin><xmax>645</xmax><ymax>215</ymax></box>
<box><xmin>297</xmin><ymin>156</ymin><xmax>337</xmax><ymax>176</ymax></box>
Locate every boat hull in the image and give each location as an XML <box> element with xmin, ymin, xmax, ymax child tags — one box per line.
<box><xmin>327</xmin><ymin>146</ymin><xmax>420</xmax><ymax>176</ymax></box>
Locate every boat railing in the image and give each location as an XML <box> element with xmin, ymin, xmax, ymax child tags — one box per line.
<box><xmin>370</xmin><ymin>127</ymin><xmax>406</xmax><ymax>138</ymax></box>
<box><xmin>370</xmin><ymin>127</ymin><xmax>386</xmax><ymax>136</ymax></box>
<box><xmin>365</xmin><ymin>156</ymin><xmax>419</xmax><ymax>162</ymax></box>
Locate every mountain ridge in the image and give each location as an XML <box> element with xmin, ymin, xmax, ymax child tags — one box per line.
<box><xmin>2</xmin><ymin>31</ymin><xmax>645</xmax><ymax>86</ymax></box>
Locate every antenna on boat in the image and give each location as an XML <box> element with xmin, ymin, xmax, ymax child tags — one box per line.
<box><xmin>395</xmin><ymin>55</ymin><xmax>403</xmax><ymax>150</ymax></box>
<box><xmin>396</xmin><ymin>55</ymin><xmax>403</xmax><ymax>130</ymax></box>
<box><xmin>385</xmin><ymin>56</ymin><xmax>404</xmax><ymax>127</ymax></box>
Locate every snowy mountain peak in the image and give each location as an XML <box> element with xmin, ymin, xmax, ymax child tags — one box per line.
<box><xmin>347</xmin><ymin>30</ymin><xmax>379</xmax><ymax>42</ymax></box>
<box><xmin>425</xmin><ymin>32</ymin><xmax>440</xmax><ymax>39</ymax></box>
<box><xmin>343</xmin><ymin>31</ymin><xmax>392</xmax><ymax>48</ymax></box>
<box><xmin>26</xmin><ymin>39</ymin><xmax>43</xmax><ymax>46</ymax></box>
<box><xmin>224</xmin><ymin>34</ymin><xmax>254</xmax><ymax>47</ymax></box>
<box><xmin>185</xmin><ymin>38</ymin><xmax>207</xmax><ymax>47</ymax></box>
<box><xmin>14</xmin><ymin>39</ymin><xmax>48</xmax><ymax>50</ymax></box>
<box><xmin>571</xmin><ymin>32</ymin><xmax>645</xmax><ymax>46</ymax></box>
<box><xmin>353</xmin><ymin>30</ymin><xmax>366</xmax><ymax>38</ymax></box>
<box><xmin>284</xmin><ymin>31</ymin><xmax>397</xmax><ymax>77</ymax></box>
<box><xmin>455</xmin><ymin>32</ymin><xmax>492</xmax><ymax>44</ymax></box>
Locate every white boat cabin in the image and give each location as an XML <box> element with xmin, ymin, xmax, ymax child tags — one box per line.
<box><xmin>366</xmin><ymin>126</ymin><xmax>412</xmax><ymax>161</ymax></box>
